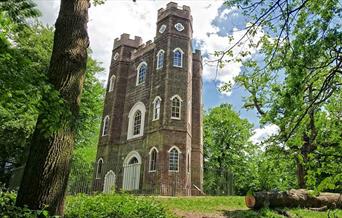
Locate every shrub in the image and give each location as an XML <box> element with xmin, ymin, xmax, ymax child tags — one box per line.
<box><xmin>0</xmin><ymin>189</ymin><xmax>48</xmax><ymax>218</ymax></box>
<box><xmin>65</xmin><ymin>194</ymin><xmax>171</xmax><ymax>218</ymax></box>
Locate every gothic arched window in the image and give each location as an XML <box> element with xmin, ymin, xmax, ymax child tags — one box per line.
<box><xmin>96</xmin><ymin>158</ymin><xmax>103</xmax><ymax>179</ymax></box>
<box><xmin>133</xmin><ymin>110</ymin><xmax>142</xmax><ymax>135</ymax></box>
<box><xmin>156</xmin><ymin>50</ymin><xmax>164</xmax><ymax>69</ymax></box>
<box><xmin>109</xmin><ymin>75</ymin><xmax>116</xmax><ymax>92</ymax></box>
<box><xmin>127</xmin><ymin>102</ymin><xmax>146</xmax><ymax>139</ymax></box>
<box><xmin>173</xmin><ymin>48</ymin><xmax>184</xmax><ymax>68</ymax></box>
<box><xmin>136</xmin><ymin>62</ymin><xmax>147</xmax><ymax>85</ymax></box>
<box><xmin>149</xmin><ymin>147</ymin><xmax>158</xmax><ymax>172</ymax></box>
<box><xmin>171</xmin><ymin>95</ymin><xmax>182</xmax><ymax>119</ymax></box>
<box><xmin>102</xmin><ymin>115</ymin><xmax>110</xmax><ymax>136</ymax></box>
<box><xmin>168</xmin><ymin>146</ymin><xmax>180</xmax><ymax>171</ymax></box>
<box><xmin>153</xmin><ymin>96</ymin><xmax>161</xmax><ymax>121</ymax></box>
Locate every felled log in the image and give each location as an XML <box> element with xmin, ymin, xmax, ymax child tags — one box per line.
<box><xmin>245</xmin><ymin>189</ymin><xmax>342</xmax><ymax>209</ymax></box>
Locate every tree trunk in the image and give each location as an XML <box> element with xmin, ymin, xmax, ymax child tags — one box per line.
<box><xmin>245</xmin><ymin>189</ymin><xmax>342</xmax><ymax>209</ymax></box>
<box><xmin>296</xmin><ymin>157</ymin><xmax>306</xmax><ymax>188</ymax></box>
<box><xmin>16</xmin><ymin>0</ymin><xmax>90</xmax><ymax>216</ymax></box>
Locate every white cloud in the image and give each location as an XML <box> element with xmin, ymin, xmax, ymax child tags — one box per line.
<box><xmin>250</xmin><ymin>124</ymin><xmax>280</xmax><ymax>145</ymax></box>
<box><xmin>202</xmin><ymin>26</ymin><xmax>264</xmax><ymax>95</ymax></box>
<box><xmin>34</xmin><ymin>0</ymin><xmax>262</xmax><ymax>92</ymax></box>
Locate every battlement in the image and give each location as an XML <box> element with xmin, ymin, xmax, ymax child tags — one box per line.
<box><xmin>157</xmin><ymin>2</ymin><xmax>192</xmax><ymax>22</ymax></box>
<box><xmin>113</xmin><ymin>33</ymin><xmax>143</xmax><ymax>50</ymax></box>
<box><xmin>131</xmin><ymin>40</ymin><xmax>155</xmax><ymax>59</ymax></box>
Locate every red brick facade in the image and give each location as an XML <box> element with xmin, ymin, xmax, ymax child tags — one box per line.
<box><xmin>93</xmin><ymin>2</ymin><xmax>203</xmax><ymax>195</ymax></box>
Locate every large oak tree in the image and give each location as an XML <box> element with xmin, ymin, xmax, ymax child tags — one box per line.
<box><xmin>15</xmin><ymin>0</ymin><xmax>91</xmax><ymax>215</ymax></box>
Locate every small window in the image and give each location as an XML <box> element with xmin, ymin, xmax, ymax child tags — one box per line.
<box><xmin>149</xmin><ymin>148</ymin><xmax>158</xmax><ymax>172</ymax></box>
<box><xmin>173</xmin><ymin>48</ymin><xmax>183</xmax><ymax>67</ymax></box>
<box><xmin>96</xmin><ymin>158</ymin><xmax>103</xmax><ymax>179</ymax></box>
<box><xmin>156</xmin><ymin>50</ymin><xmax>164</xmax><ymax>69</ymax></box>
<box><xmin>113</xmin><ymin>52</ymin><xmax>119</xmax><ymax>60</ymax></box>
<box><xmin>102</xmin><ymin>116</ymin><xmax>110</xmax><ymax>136</ymax></box>
<box><xmin>109</xmin><ymin>75</ymin><xmax>116</xmax><ymax>92</ymax></box>
<box><xmin>153</xmin><ymin>97</ymin><xmax>161</xmax><ymax>121</ymax></box>
<box><xmin>174</xmin><ymin>23</ymin><xmax>184</xmax><ymax>32</ymax></box>
<box><xmin>137</xmin><ymin>62</ymin><xmax>147</xmax><ymax>85</ymax></box>
<box><xmin>171</xmin><ymin>95</ymin><xmax>182</xmax><ymax>119</ymax></box>
<box><xmin>159</xmin><ymin>24</ymin><xmax>166</xmax><ymax>33</ymax></box>
<box><xmin>169</xmin><ymin>147</ymin><xmax>179</xmax><ymax>171</ymax></box>
<box><xmin>133</xmin><ymin>110</ymin><xmax>142</xmax><ymax>135</ymax></box>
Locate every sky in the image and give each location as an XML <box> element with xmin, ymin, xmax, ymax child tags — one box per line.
<box><xmin>33</xmin><ymin>0</ymin><xmax>279</xmax><ymax>144</ymax></box>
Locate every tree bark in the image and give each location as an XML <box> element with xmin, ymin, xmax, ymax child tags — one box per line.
<box><xmin>16</xmin><ymin>0</ymin><xmax>90</xmax><ymax>216</ymax></box>
<box><xmin>245</xmin><ymin>189</ymin><xmax>342</xmax><ymax>209</ymax></box>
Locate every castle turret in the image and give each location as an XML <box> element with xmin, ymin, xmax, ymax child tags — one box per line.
<box><xmin>191</xmin><ymin>49</ymin><xmax>203</xmax><ymax>194</ymax></box>
<box><xmin>93</xmin><ymin>3</ymin><xmax>202</xmax><ymax>196</ymax></box>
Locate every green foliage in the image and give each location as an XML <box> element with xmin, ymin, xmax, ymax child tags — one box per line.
<box><xmin>0</xmin><ymin>189</ymin><xmax>48</xmax><ymax>218</ymax></box>
<box><xmin>252</xmin><ymin>151</ymin><xmax>297</xmax><ymax>191</ymax></box>
<box><xmin>203</xmin><ymin>104</ymin><xmax>255</xmax><ymax>195</ymax></box>
<box><xmin>0</xmin><ymin>0</ymin><xmax>41</xmax><ymax>27</ymax></box>
<box><xmin>68</xmin><ymin>52</ymin><xmax>105</xmax><ymax>194</ymax></box>
<box><xmin>0</xmin><ymin>19</ymin><xmax>52</xmax><ymax>182</ymax></box>
<box><xmin>224</xmin><ymin>0</ymin><xmax>342</xmax><ymax>191</ymax></box>
<box><xmin>65</xmin><ymin>194</ymin><xmax>171</xmax><ymax>218</ymax></box>
<box><xmin>156</xmin><ymin>196</ymin><xmax>342</xmax><ymax>218</ymax></box>
<box><xmin>0</xmin><ymin>8</ymin><xmax>105</xmax><ymax>187</ymax></box>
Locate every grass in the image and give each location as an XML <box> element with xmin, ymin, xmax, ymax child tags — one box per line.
<box><xmin>155</xmin><ymin>196</ymin><xmax>342</xmax><ymax>218</ymax></box>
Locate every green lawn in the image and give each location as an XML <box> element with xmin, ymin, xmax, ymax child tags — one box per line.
<box><xmin>156</xmin><ymin>196</ymin><xmax>342</xmax><ymax>218</ymax></box>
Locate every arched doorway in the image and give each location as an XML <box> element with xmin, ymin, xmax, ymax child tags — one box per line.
<box><xmin>123</xmin><ymin>151</ymin><xmax>141</xmax><ymax>191</ymax></box>
<box><xmin>103</xmin><ymin>170</ymin><xmax>116</xmax><ymax>193</ymax></box>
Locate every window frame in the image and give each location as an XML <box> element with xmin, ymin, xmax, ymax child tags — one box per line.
<box><xmin>136</xmin><ymin>62</ymin><xmax>147</xmax><ymax>86</ymax></box>
<box><xmin>168</xmin><ymin>146</ymin><xmax>181</xmax><ymax>172</ymax></box>
<box><xmin>152</xmin><ymin>96</ymin><xmax>162</xmax><ymax>121</ymax></box>
<box><xmin>173</xmin><ymin>48</ymin><xmax>184</xmax><ymax>68</ymax></box>
<box><xmin>127</xmin><ymin>102</ymin><xmax>146</xmax><ymax>140</ymax></box>
<box><xmin>156</xmin><ymin>49</ymin><xmax>165</xmax><ymax>70</ymax></box>
<box><xmin>149</xmin><ymin>147</ymin><xmax>158</xmax><ymax>172</ymax></box>
<box><xmin>102</xmin><ymin>115</ymin><xmax>110</xmax><ymax>136</ymax></box>
<box><xmin>133</xmin><ymin>110</ymin><xmax>142</xmax><ymax>136</ymax></box>
<box><xmin>170</xmin><ymin>95</ymin><xmax>183</xmax><ymax>120</ymax></box>
<box><xmin>96</xmin><ymin>158</ymin><xmax>104</xmax><ymax>179</ymax></box>
<box><xmin>109</xmin><ymin>75</ymin><xmax>116</xmax><ymax>92</ymax></box>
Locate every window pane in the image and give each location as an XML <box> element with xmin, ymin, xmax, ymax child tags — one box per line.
<box><xmin>169</xmin><ymin>148</ymin><xmax>179</xmax><ymax>171</ymax></box>
<box><xmin>154</xmin><ymin>99</ymin><xmax>160</xmax><ymax>120</ymax></box>
<box><xmin>133</xmin><ymin>111</ymin><xmax>141</xmax><ymax>135</ymax></box>
<box><xmin>103</xmin><ymin>117</ymin><xmax>109</xmax><ymax>135</ymax></box>
<box><xmin>150</xmin><ymin>149</ymin><xmax>157</xmax><ymax>171</ymax></box>
<box><xmin>109</xmin><ymin>75</ymin><xmax>115</xmax><ymax>91</ymax></box>
<box><xmin>138</xmin><ymin>65</ymin><xmax>146</xmax><ymax>84</ymax></box>
<box><xmin>171</xmin><ymin>98</ymin><xmax>180</xmax><ymax>118</ymax></box>
<box><xmin>157</xmin><ymin>52</ymin><xmax>164</xmax><ymax>69</ymax></box>
<box><xmin>173</xmin><ymin>51</ymin><xmax>182</xmax><ymax>67</ymax></box>
<box><xmin>97</xmin><ymin>160</ymin><xmax>103</xmax><ymax>176</ymax></box>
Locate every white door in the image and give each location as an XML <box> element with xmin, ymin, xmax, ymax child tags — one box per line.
<box><xmin>123</xmin><ymin>157</ymin><xmax>141</xmax><ymax>190</ymax></box>
<box><xmin>103</xmin><ymin>170</ymin><xmax>116</xmax><ymax>193</ymax></box>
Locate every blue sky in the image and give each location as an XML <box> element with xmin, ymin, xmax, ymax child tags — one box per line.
<box><xmin>34</xmin><ymin>0</ymin><xmax>278</xmax><ymax>143</ymax></box>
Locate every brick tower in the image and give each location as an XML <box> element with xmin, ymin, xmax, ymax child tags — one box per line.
<box><xmin>93</xmin><ymin>2</ymin><xmax>203</xmax><ymax>195</ymax></box>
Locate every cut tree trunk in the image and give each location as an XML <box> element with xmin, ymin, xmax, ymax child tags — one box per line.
<box><xmin>245</xmin><ymin>189</ymin><xmax>342</xmax><ymax>209</ymax></box>
<box><xmin>15</xmin><ymin>0</ymin><xmax>90</xmax><ymax>216</ymax></box>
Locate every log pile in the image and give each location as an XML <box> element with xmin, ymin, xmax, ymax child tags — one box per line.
<box><xmin>245</xmin><ymin>189</ymin><xmax>342</xmax><ymax>209</ymax></box>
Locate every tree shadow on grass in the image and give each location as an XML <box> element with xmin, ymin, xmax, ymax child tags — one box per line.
<box><xmin>222</xmin><ymin>209</ymin><xmax>278</xmax><ymax>218</ymax></box>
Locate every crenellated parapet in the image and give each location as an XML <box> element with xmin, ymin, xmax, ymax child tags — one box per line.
<box><xmin>131</xmin><ymin>40</ymin><xmax>155</xmax><ymax>59</ymax></box>
<box><xmin>113</xmin><ymin>33</ymin><xmax>143</xmax><ymax>50</ymax></box>
<box><xmin>157</xmin><ymin>2</ymin><xmax>192</xmax><ymax>22</ymax></box>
